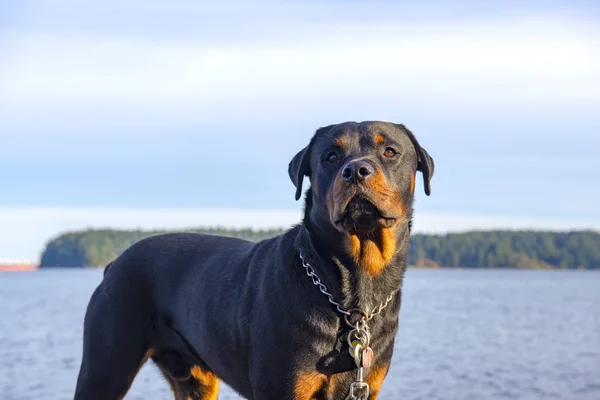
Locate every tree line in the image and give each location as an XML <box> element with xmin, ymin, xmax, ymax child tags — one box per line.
<box><xmin>39</xmin><ymin>228</ymin><xmax>600</xmax><ymax>269</ymax></box>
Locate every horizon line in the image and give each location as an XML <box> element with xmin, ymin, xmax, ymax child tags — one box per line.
<box><xmin>1</xmin><ymin>206</ymin><xmax>599</xmax><ymax>260</ymax></box>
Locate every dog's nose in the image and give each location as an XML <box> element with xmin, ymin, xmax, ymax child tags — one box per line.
<box><xmin>341</xmin><ymin>160</ymin><xmax>375</xmax><ymax>183</ymax></box>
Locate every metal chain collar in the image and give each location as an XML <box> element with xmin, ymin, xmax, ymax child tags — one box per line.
<box><xmin>298</xmin><ymin>249</ymin><xmax>396</xmax><ymax>328</ymax></box>
<box><xmin>298</xmin><ymin>249</ymin><xmax>398</xmax><ymax>399</ymax></box>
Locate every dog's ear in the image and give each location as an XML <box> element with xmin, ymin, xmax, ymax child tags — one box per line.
<box><xmin>288</xmin><ymin>125</ymin><xmax>334</xmax><ymax>201</ymax></box>
<box><xmin>288</xmin><ymin>145</ymin><xmax>311</xmax><ymax>201</ymax></box>
<box><xmin>396</xmin><ymin>124</ymin><xmax>435</xmax><ymax>196</ymax></box>
<box><xmin>417</xmin><ymin>147</ymin><xmax>434</xmax><ymax>196</ymax></box>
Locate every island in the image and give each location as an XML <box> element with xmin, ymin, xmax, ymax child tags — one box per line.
<box><xmin>38</xmin><ymin>228</ymin><xmax>600</xmax><ymax>270</ymax></box>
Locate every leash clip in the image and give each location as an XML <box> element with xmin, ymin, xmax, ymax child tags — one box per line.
<box><xmin>346</xmin><ymin>371</ymin><xmax>370</xmax><ymax>400</ymax></box>
<box><xmin>346</xmin><ymin>323</ymin><xmax>374</xmax><ymax>399</ymax></box>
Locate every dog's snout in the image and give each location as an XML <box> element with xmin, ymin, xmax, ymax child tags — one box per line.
<box><xmin>342</xmin><ymin>160</ymin><xmax>375</xmax><ymax>183</ymax></box>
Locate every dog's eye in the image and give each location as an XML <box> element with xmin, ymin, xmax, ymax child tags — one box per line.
<box><xmin>383</xmin><ymin>147</ymin><xmax>397</xmax><ymax>158</ymax></box>
<box><xmin>326</xmin><ymin>152</ymin><xmax>339</xmax><ymax>163</ymax></box>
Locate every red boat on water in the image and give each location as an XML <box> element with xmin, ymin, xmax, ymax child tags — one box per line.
<box><xmin>0</xmin><ymin>260</ymin><xmax>39</xmax><ymax>271</ymax></box>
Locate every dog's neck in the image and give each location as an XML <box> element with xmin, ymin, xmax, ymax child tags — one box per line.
<box><xmin>298</xmin><ymin>209</ymin><xmax>410</xmax><ymax>316</ymax></box>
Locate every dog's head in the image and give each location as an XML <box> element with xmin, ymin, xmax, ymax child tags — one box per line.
<box><xmin>289</xmin><ymin>121</ymin><xmax>434</xmax><ymax>274</ymax></box>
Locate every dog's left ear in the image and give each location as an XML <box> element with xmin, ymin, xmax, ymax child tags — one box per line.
<box><xmin>288</xmin><ymin>145</ymin><xmax>311</xmax><ymax>201</ymax></box>
<box><xmin>417</xmin><ymin>147</ymin><xmax>435</xmax><ymax>196</ymax></box>
<box><xmin>288</xmin><ymin>125</ymin><xmax>334</xmax><ymax>201</ymax></box>
<box><xmin>396</xmin><ymin>124</ymin><xmax>435</xmax><ymax>196</ymax></box>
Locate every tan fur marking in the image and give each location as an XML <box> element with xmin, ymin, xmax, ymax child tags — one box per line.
<box><xmin>294</xmin><ymin>371</ymin><xmax>327</xmax><ymax>400</ymax></box>
<box><xmin>334</xmin><ymin>137</ymin><xmax>346</xmax><ymax>146</ymax></box>
<box><xmin>365</xmin><ymin>363</ymin><xmax>391</xmax><ymax>399</ymax></box>
<box><xmin>349</xmin><ymin>229</ymin><xmax>397</xmax><ymax>277</ymax></box>
<box><xmin>373</xmin><ymin>134</ymin><xmax>385</xmax><ymax>144</ymax></box>
<box><xmin>190</xmin><ymin>365</ymin><xmax>220</xmax><ymax>400</ymax></box>
<box><xmin>410</xmin><ymin>173</ymin><xmax>415</xmax><ymax>194</ymax></box>
<box><xmin>363</xmin><ymin>167</ymin><xmax>408</xmax><ymax>219</ymax></box>
<box><xmin>368</xmin><ymin>167</ymin><xmax>389</xmax><ymax>196</ymax></box>
<box><xmin>349</xmin><ymin>234</ymin><xmax>361</xmax><ymax>262</ymax></box>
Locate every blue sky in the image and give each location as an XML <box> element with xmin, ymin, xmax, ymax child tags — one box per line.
<box><xmin>1</xmin><ymin>0</ymin><xmax>599</xmax><ymax>260</ymax></box>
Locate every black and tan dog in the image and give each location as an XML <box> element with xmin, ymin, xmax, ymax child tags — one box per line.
<box><xmin>74</xmin><ymin>121</ymin><xmax>434</xmax><ymax>400</ymax></box>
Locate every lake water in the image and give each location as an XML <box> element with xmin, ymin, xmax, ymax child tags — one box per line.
<box><xmin>1</xmin><ymin>269</ymin><xmax>599</xmax><ymax>400</ymax></box>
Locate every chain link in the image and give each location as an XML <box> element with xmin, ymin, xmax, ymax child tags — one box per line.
<box><xmin>298</xmin><ymin>250</ymin><xmax>397</xmax><ymax>327</ymax></box>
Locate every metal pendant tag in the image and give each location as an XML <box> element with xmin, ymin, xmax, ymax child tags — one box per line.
<box><xmin>361</xmin><ymin>346</ymin><xmax>374</xmax><ymax>368</ymax></box>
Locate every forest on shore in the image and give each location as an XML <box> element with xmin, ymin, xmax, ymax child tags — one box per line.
<box><xmin>38</xmin><ymin>228</ymin><xmax>600</xmax><ymax>270</ymax></box>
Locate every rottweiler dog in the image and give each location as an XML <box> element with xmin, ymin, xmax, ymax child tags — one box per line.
<box><xmin>74</xmin><ymin>121</ymin><xmax>434</xmax><ymax>400</ymax></box>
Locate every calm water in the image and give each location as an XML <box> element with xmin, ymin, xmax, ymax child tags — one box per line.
<box><xmin>1</xmin><ymin>269</ymin><xmax>599</xmax><ymax>400</ymax></box>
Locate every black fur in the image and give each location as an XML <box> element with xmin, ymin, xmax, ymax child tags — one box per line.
<box><xmin>74</xmin><ymin>121</ymin><xmax>434</xmax><ymax>400</ymax></box>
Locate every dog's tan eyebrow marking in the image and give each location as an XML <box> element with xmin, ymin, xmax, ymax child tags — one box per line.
<box><xmin>373</xmin><ymin>134</ymin><xmax>385</xmax><ymax>144</ymax></box>
<box><xmin>334</xmin><ymin>137</ymin><xmax>346</xmax><ymax>146</ymax></box>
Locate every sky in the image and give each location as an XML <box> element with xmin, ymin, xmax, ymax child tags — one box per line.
<box><xmin>1</xmin><ymin>0</ymin><xmax>599</xmax><ymax>260</ymax></box>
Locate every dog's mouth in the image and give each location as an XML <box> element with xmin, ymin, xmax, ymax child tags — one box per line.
<box><xmin>335</xmin><ymin>197</ymin><xmax>397</xmax><ymax>233</ymax></box>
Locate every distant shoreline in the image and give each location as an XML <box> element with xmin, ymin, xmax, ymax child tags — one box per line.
<box><xmin>35</xmin><ymin>228</ymin><xmax>600</xmax><ymax>270</ymax></box>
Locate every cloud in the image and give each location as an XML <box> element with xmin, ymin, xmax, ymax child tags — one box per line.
<box><xmin>1</xmin><ymin>206</ymin><xmax>598</xmax><ymax>261</ymax></box>
<box><xmin>1</xmin><ymin>16</ymin><xmax>598</xmax><ymax>114</ymax></box>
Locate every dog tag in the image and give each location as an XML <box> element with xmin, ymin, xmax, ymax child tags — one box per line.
<box><xmin>349</xmin><ymin>340</ymin><xmax>364</xmax><ymax>358</ymax></box>
<box><xmin>361</xmin><ymin>346</ymin><xmax>374</xmax><ymax>368</ymax></box>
